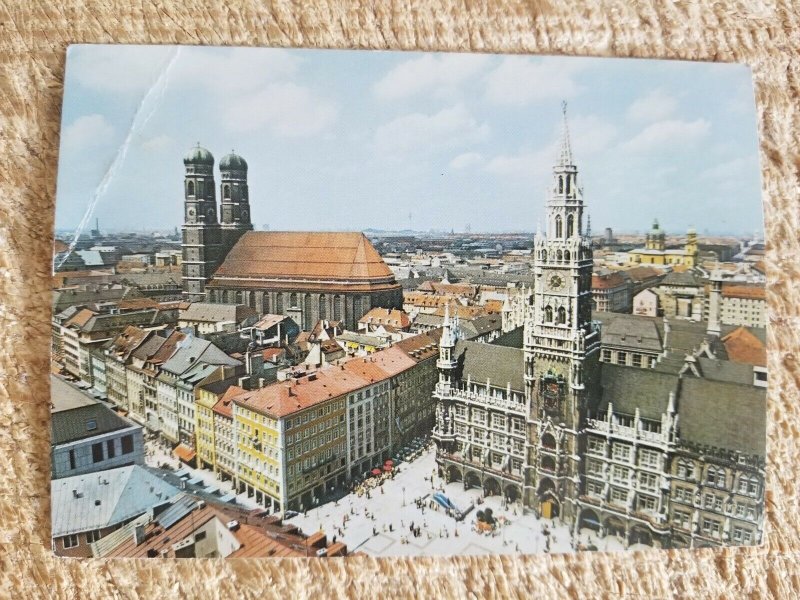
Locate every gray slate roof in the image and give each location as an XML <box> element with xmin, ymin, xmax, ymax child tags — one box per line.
<box><xmin>454</xmin><ymin>340</ymin><xmax>525</xmax><ymax>392</ymax></box>
<box><xmin>51</xmin><ymin>403</ymin><xmax>136</xmax><ymax>445</ymax></box>
<box><xmin>660</xmin><ymin>271</ymin><xmax>702</xmax><ymax>287</ymax></box>
<box><xmin>51</xmin><ymin>375</ymin><xmax>96</xmax><ymax>412</ymax></box>
<box><xmin>161</xmin><ymin>337</ymin><xmax>240</xmax><ymax>376</ymax></box>
<box><xmin>51</xmin><ymin>465</ymin><xmax>180</xmax><ymax>537</ymax></box>
<box><xmin>180</xmin><ymin>302</ymin><xmax>257</xmax><ymax>324</ymax></box>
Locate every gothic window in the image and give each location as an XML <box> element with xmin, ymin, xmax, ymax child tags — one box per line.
<box><xmin>567</xmin><ymin>214</ymin><xmax>575</xmax><ymax>237</ymax></box>
<box><xmin>557</xmin><ymin>307</ymin><xmax>567</xmax><ymax>324</ymax></box>
<box><xmin>333</xmin><ymin>295</ymin><xmax>343</xmax><ymax>320</ymax></box>
<box><xmin>676</xmin><ymin>459</ymin><xmax>693</xmax><ymax>479</ymax></box>
<box><xmin>541</xmin><ymin>433</ymin><xmax>556</xmax><ymax>450</ymax></box>
<box><xmin>223</xmin><ymin>184</ymin><xmax>231</xmax><ymax>200</ymax></box>
<box><xmin>555</xmin><ymin>215</ymin><xmax>563</xmax><ymax>238</ymax></box>
<box><xmin>565</xmin><ymin>174</ymin><xmax>572</xmax><ymax>195</ymax></box>
<box><xmin>541</xmin><ymin>455</ymin><xmax>556</xmax><ymax>473</ymax></box>
<box><xmin>276</xmin><ymin>294</ymin><xmax>284</xmax><ymax>313</ymax></box>
<box><xmin>354</xmin><ymin>296</ymin><xmax>363</xmax><ymax>320</ymax></box>
<box><xmin>187</xmin><ymin>180</ymin><xmax>195</xmax><ymax>196</ymax></box>
<box><xmin>544</xmin><ymin>305</ymin><xmax>553</xmax><ymax>322</ymax></box>
<box><xmin>558</xmin><ymin>175</ymin><xmax>564</xmax><ymax>194</ymax></box>
<box><xmin>541</xmin><ymin>250</ymin><xmax>548</xmax><ymax>262</ymax></box>
<box><xmin>236</xmin><ymin>291</ymin><xmax>244</xmax><ymax>304</ymax></box>
<box><xmin>319</xmin><ymin>294</ymin><xmax>327</xmax><ymax>320</ymax></box>
<box><xmin>304</xmin><ymin>295</ymin><xmax>313</xmax><ymax>330</ymax></box>
<box><xmin>290</xmin><ymin>293</ymin><xmax>298</xmax><ymax>308</ymax></box>
<box><xmin>737</xmin><ymin>474</ymin><xmax>759</xmax><ymax>496</ymax></box>
<box><xmin>564</xmin><ymin>250</ymin><xmax>570</xmax><ymax>262</ymax></box>
<box><xmin>261</xmin><ymin>294</ymin><xmax>270</xmax><ymax>314</ymax></box>
<box><xmin>706</xmin><ymin>466</ymin><xmax>726</xmax><ymax>488</ymax></box>
<box><xmin>557</xmin><ymin>250</ymin><xmax>563</xmax><ymax>262</ymax></box>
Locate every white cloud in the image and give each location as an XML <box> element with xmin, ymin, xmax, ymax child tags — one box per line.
<box><xmin>173</xmin><ymin>47</ymin><xmax>300</xmax><ymax>96</ymax></box>
<box><xmin>223</xmin><ymin>82</ymin><xmax>337</xmax><ymax>137</ymax></box>
<box><xmin>484</xmin><ymin>57</ymin><xmax>584</xmax><ymax>106</ymax></box>
<box><xmin>374</xmin><ymin>104</ymin><xmax>489</xmax><ymax>155</ymax></box>
<box><xmin>373</xmin><ymin>54</ymin><xmax>491</xmax><ymax>100</ymax></box>
<box><xmin>700</xmin><ymin>155</ymin><xmax>759</xmax><ymax>181</ymax></box>
<box><xmin>140</xmin><ymin>134</ymin><xmax>173</xmax><ymax>152</ymax></box>
<box><xmin>449</xmin><ymin>152</ymin><xmax>484</xmax><ymax>170</ymax></box>
<box><xmin>627</xmin><ymin>89</ymin><xmax>678</xmax><ymax>122</ymax></box>
<box><xmin>61</xmin><ymin>114</ymin><xmax>114</xmax><ymax>151</ymax></box>
<box><xmin>569</xmin><ymin>115</ymin><xmax>618</xmax><ymax>157</ymax></box>
<box><xmin>483</xmin><ymin>146</ymin><xmax>553</xmax><ymax>181</ymax></box>
<box><xmin>622</xmin><ymin>119</ymin><xmax>711</xmax><ymax>153</ymax></box>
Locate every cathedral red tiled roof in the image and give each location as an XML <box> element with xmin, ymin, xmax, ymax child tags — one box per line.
<box><xmin>208</xmin><ymin>232</ymin><xmax>398</xmax><ymax>292</ymax></box>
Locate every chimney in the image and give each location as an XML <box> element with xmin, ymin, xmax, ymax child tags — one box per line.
<box><xmin>133</xmin><ymin>524</ymin><xmax>146</xmax><ymax>546</ymax></box>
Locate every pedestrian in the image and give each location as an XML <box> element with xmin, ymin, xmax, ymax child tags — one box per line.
<box><xmin>389</xmin><ymin>523</ymin><xmax>393</xmax><ymax>532</ymax></box>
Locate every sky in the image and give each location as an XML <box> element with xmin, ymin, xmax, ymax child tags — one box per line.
<box><xmin>55</xmin><ymin>45</ymin><xmax>764</xmax><ymax>236</ymax></box>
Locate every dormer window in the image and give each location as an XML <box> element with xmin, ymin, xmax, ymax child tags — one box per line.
<box><xmin>86</xmin><ymin>419</ymin><xmax>97</xmax><ymax>431</ymax></box>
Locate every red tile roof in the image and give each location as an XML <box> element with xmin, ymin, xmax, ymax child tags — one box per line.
<box><xmin>208</xmin><ymin>232</ymin><xmax>398</xmax><ymax>291</ymax></box>
<box><xmin>722</xmin><ymin>284</ymin><xmax>766</xmax><ymax>300</ymax></box>
<box><xmin>722</xmin><ymin>326</ymin><xmax>767</xmax><ymax>366</ymax></box>
<box><xmin>592</xmin><ymin>272</ymin><xmax>627</xmax><ymax>290</ymax></box>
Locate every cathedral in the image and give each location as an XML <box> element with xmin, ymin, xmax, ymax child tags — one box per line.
<box><xmin>181</xmin><ymin>146</ymin><xmax>403</xmax><ymax>330</ymax></box>
<box><xmin>432</xmin><ymin>105</ymin><xmax>765</xmax><ymax>550</ymax></box>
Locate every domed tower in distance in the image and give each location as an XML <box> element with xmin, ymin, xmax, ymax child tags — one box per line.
<box><xmin>219</xmin><ymin>150</ymin><xmax>254</xmax><ymax>256</ymax></box>
<box><xmin>181</xmin><ymin>144</ymin><xmax>223</xmax><ymax>301</ymax></box>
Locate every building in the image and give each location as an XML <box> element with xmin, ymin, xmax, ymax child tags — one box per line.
<box><xmin>180</xmin><ymin>145</ymin><xmax>403</xmax><ymax>329</ymax></box>
<box><xmin>431</xmin><ymin>106</ymin><xmax>765</xmax><ymax>550</ymax></box>
<box><xmin>92</xmin><ymin>494</ymin><xmax>349</xmax><ymax>558</ymax></box>
<box><xmin>591</xmin><ymin>271</ymin><xmax>631</xmax><ymax>313</ymax></box>
<box><xmin>719</xmin><ymin>284</ymin><xmax>767</xmax><ymax>328</ymax></box>
<box><xmin>358</xmin><ymin>307</ymin><xmax>411</xmax><ymax>333</ymax></box>
<box><xmin>51</xmin><ymin>465</ymin><xmax>180</xmax><ymax>557</ymax></box>
<box><xmin>627</xmin><ymin>220</ymin><xmax>698</xmax><ymax>267</ymax></box>
<box><xmin>654</xmin><ymin>271</ymin><xmax>705</xmax><ymax>319</ymax></box>
<box><xmin>178</xmin><ymin>302</ymin><xmax>259</xmax><ymax>334</ymax></box>
<box><xmin>50</xmin><ymin>375</ymin><xmax>144</xmax><ymax>480</ymax></box>
<box><xmin>632</xmin><ymin>288</ymin><xmax>659</xmax><ymax>317</ymax></box>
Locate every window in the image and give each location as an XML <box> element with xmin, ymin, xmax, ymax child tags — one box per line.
<box><xmin>702</xmin><ymin>518</ymin><xmax>721</xmax><ymax>538</ymax></box>
<box><xmin>638</xmin><ymin>448</ymin><xmax>659</xmax><ymax>469</ymax></box>
<box><xmin>544</xmin><ymin>305</ymin><xmax>553</xmax><ymax>323</ymax></box>
<box><xmin>602</xmin><ymin>349</ymin><xmax>611</xmax><ymax>362</ymax></box>
<box><xmin>676</xmin><ymin>459</ymin><xmax>694</xmax><ymax>479</ymax></box>
<box><xmin>673</xmin><ymin>510</ymin><xmax>691</xmax><ymax>529</ymax></box>
<box><xmin>91</xmin><ymin>442</ymin><xmax>104</xmax><ymax>463</ymax></box>
<box><xmin>637</xmin><ymin>494</ymin><xmax>657</xmax><ymax>513</ymax></box>
<box><xmin>586</xmin><ymin>481</ymin><xmax>603</xmax><ymax>497</ymax></box>
<box><xmin>121</xmin><ymin>435</ymin><xmax>134</xmax><ymax>455</ymax></box>
<box><xmin>86</xmin><ymin>419</ymin><xmax>97</xmax><ymax>431</ymax></box>
<box><xmin>632</xmin><ymin>354</ymin><xmax>642</xmax><ymax>368</ymax></box>
<box><xmin>611</xmin><ymin>465</ymin><xmax>629</xmax><ymax>483</ymax></box>
<box><xmin>85</xmin><ymin>530</ymin><xmax>101</xmax><ymax>544</ymax></box>
<box><xmin>586</xmin><ymin>458</ymin><xmax>604</xmax><ymax>477</ymax></box>
<box><xmin>106</xmin><ymin>440</ymin><xmax>116</xmax><ymax>459</ymax></box>
<box><xmin>195</xmin><ymin>531</ymin><xmax>207</xmax><ymax>542</ymax></box>
<box><xmin>587</xmin><ymin>436</ymin><xmax>604</xmax><ymax>456</ymax></box>
<box><xmin>616</xmin><ymin>351</ymin><xmax>627</xmax><ymax>365</ymax></box>
<box><xmin>610</xmin><ymin>487</ymin><xmax>627</xmax><ymax>505</ymax></box>
<box><xmin>706</xmin><ymin>466</ymin><xmax>726</xmax><ymax>488</ymax></box>
<box><xmin>612</xmin><ymin>443</ymin><xmax>631</xmax><ymax>462</ymax></box>
<box><xmin>638</xmin><ymin>472</ymin><xmax>658</xmax><ymax>492</ymax></box>
<box><xmin>68</xmin><ymin>449</ymin><xmax>76</xmax><ymax>470</ymax></box>
<box><xmin>62</xmin><ymin>534</ymin><xmax>79</xmax><ymax>549</ymax></box>
<box><xmin>737</xmin><ymin>475</ymin><xmax>759</xmax><ymax>496</ymax></box>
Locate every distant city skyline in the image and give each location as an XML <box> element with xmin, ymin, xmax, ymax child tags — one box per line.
<box><xmin>56</xmin><ymin>46</ymin><xmax>763</xmax><ymax>236</ymax></box>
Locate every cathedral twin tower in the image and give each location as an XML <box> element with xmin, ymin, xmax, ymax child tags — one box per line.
<box><xmin>181</xmin><ymin>145</ymin><xmax>253</xmax><ymax>300</ymax></box>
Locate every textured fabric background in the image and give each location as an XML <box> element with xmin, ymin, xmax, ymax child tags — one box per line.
<box><xmin>0</xmin><ymin>1</ymin><xmax>797</xmax><ymax>598</ymax></box>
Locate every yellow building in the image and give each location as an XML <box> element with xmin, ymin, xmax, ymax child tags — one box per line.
<box><xmin>233</xmin><ymin>400</ymin><xmax>283</xmax><ymax>510</ymax></box>
<box><xmin>195</xmin><ymin>375</ymin><xmax>236</xmax><ymax>472</ymax></box>
<box><xmin>628</xmin><ymin>220</ymin><xmax>698</xmax><ymax>267</ymax></box>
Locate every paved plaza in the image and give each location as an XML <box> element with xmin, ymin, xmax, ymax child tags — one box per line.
<box><xmin>287</xmin><ymin>447</ymin><xmax>632</xmax><ymax>557</ymax></box>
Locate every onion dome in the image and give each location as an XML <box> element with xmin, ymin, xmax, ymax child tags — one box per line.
<box><xmin>183</xmin><ymin>143</ymin><xmax>214</xmax><ymax>166</ymax></box>
<box><xmin>219</xmin><ymin>151</ymin><xmax>248</xmax><ymax>171</ymax></box>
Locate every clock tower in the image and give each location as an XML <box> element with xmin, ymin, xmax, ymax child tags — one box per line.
<box><xmin>523</xmin><ymin>103</ymin><xmax>601</xmax><ymax>520</ymax></box>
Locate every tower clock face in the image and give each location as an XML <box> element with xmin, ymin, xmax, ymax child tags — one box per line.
<box><xmin>547</xmin><ymin>272</ymin><xmax>567</xmax><ymax>292</ymax></box>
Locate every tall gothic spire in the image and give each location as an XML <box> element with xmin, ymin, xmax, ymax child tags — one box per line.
<box><xmin>558</xmin><ymin>100</ymin><xmax>573</xmax><ymax>167</ymax></box>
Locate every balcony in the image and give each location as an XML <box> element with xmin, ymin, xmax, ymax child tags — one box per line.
<box><xmin>441</xmin><ymin>383</ymin><xmax>526</xmax><ymax>415</ymax></box>
<box><xmin>586</xmin><ymin>418</ymin><xmax>668</xmax><ymax>445</ymax></box>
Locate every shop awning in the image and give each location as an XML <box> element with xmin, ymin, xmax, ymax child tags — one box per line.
<box><xmin>173</xmin><ymin>443</ymin><xmax>196</xmax><ymax>463</ymax></box>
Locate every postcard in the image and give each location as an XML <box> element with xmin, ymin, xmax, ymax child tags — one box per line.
<box><xmin>51</xmin><ymin>45</ymin><xmax>765</xmax><ymax>557</ymax></box>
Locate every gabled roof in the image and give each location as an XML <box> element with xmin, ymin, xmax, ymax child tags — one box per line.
<box><xmin>453</xmin><ymin>340</ymin><xmax>525</xmax><ymax>392</ymax></box>
<box><xmin>51</xmin><ymin>465</ymin><xmax>179</xmax><ymax>537</ymax></box>
<box><xmin>160</xmin><ymin>337</ymin><xmax>240</xmax><ymax>376</ymax></box>
<box><xmin>722</xmin><ymin>326</ymin><xmax>767</xmax><ymax>366</ymax></box>
<box><xmin>180</xmin><ymin>302</ymin><xmax>258</xmax><ymax>324</ymax></box>
<box><xmin>358</xmin><ymin>307</ymin><xmax>411</xmax><ymax>330</ymax></box>
<box><xmin>722</xmin><ymin>284</ymin><xmax>766</xmax><ymax>300</ymax></box>
<box><xmin>661</xmin><ymin>271</ymin><xmax>702</xmax><ymax>287</ymax></box>
<box><xmin>210</xmin><ymin>231</ymin><xmax>395</xmax><ymax>283</ymax></box>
